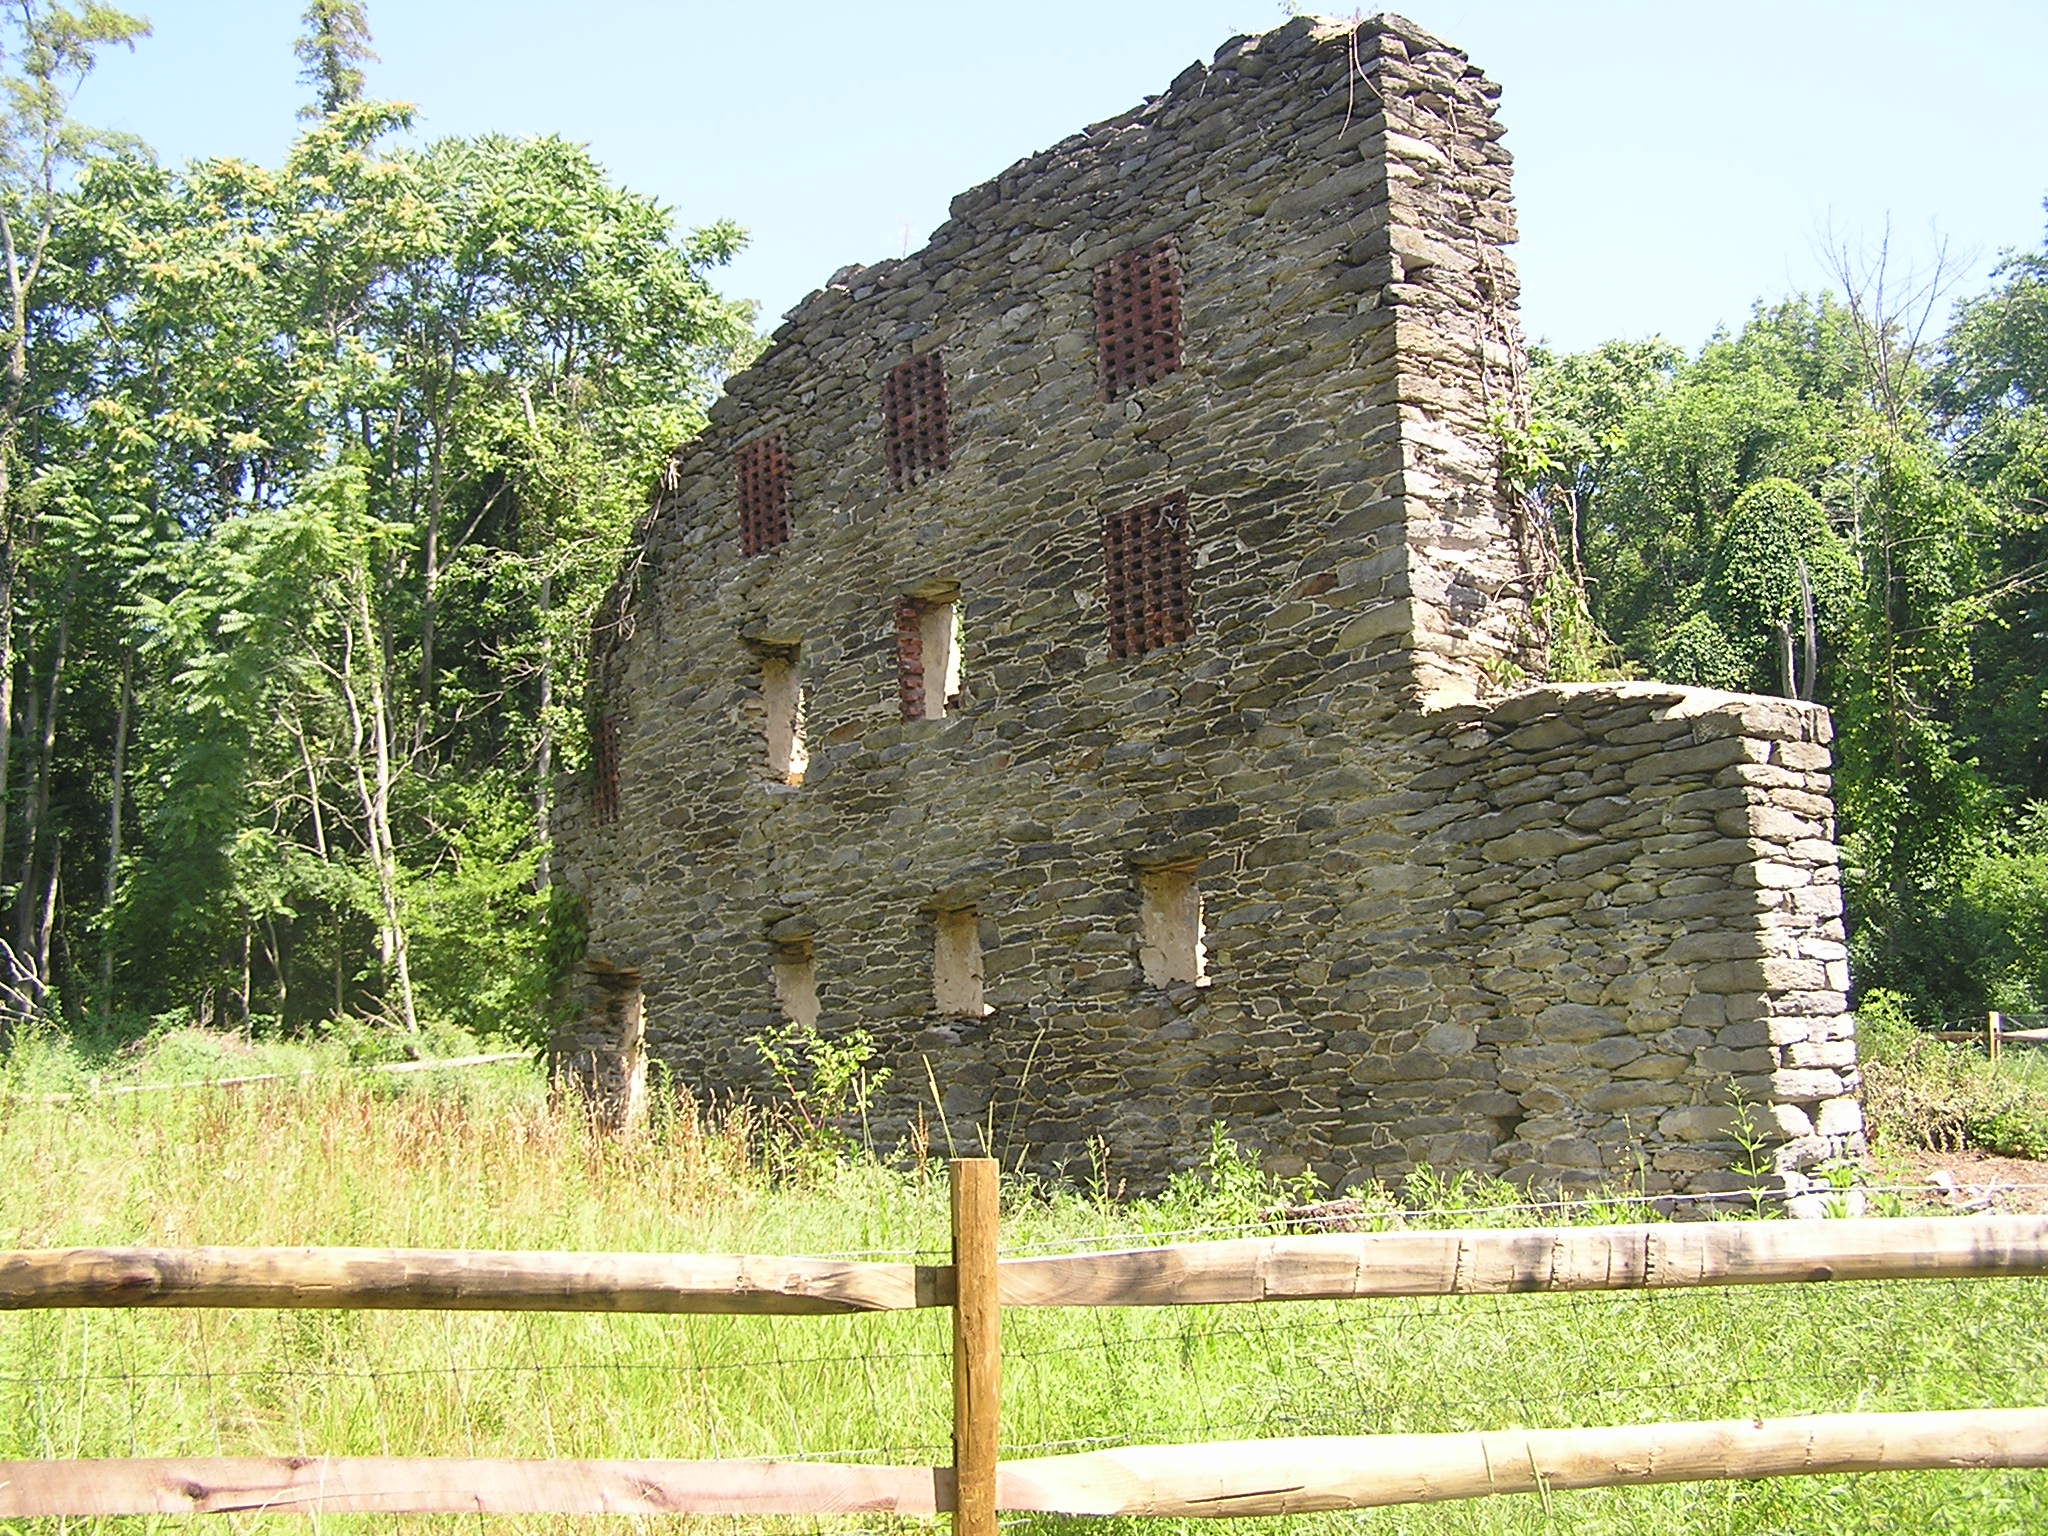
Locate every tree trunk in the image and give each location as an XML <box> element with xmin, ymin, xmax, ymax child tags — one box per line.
<box><xmin>419</xmin><ymin>419</ymin><xmax>444</xmax><ymax>721</ymax></box>
<box><xmin>15</xmin><ymin>586</ymin><xmax>72</xmax><ymax>1009</ymax></box>
<box><xmin>342</xmin><ymin>561</ymin><xmax>417</xmax><ymax>1033</ymax></box>
<box><xmin>0</xmin><ymin>533</ymin><xmax>15</xmax><ymax>1045</ymax></box>
<box><xmin>99</xmin><ymin>645</ymin><xmax>131</xmax><ymax>1016</ymax></box>
<box><xmin>1797</xmin><ymin>555</ymin><xmax>1818</xmax><ymax>703</ymax></box>
<box><xmin>236</xmin><ymin>927</ymin><xmax>252</xmax><ymax>1032</ymax></box>
<box><xmin>262</xmin><ymin>915</ymin><xmax>286</xmax><ymax>1022</ymax></box>
<box><xmin>33</xmin><ymin>836</ymin><xmax>58</xmax><ymax>1009</ymax></box>
<box><xmin>533</xmin><ymin>569</ymin><xmax>553</xmax><ymax>888</ymax></box>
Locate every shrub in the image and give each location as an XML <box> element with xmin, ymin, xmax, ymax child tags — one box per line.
<box><xmin>1860</xmin><ymin>1030</ymin><xmax>2048</xmax><ymax>1159</ymax></box>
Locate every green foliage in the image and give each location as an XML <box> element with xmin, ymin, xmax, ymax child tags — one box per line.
<box><xmin>1723</xmin><ymin>1089</ymin><xmax>1780</xmax><ymax>1218</ymax></box>
<box><xmin>0</xmin><ymin>16</ymin><xmax>755</xmax><ymax>1041</ymax></box>
<box><xmin>1860</xmin><ymin>1031</ymin><xmax>2048</xmax><ymax>1160</ymax></box>
<box><xmin>1859</xmin><ymin>803</ymin><xmax>2048</xmax><ymax>1023</ymax></box>
<box><xmin>1159</xmin><ymin>1123</ymin><xmax>1319</xmax><ymax>1224</ymax></box>
<box><xmin>1531</xmin><ymin>570</ymin><xmax>1630</xmax><ymax>682</ymax></box>
<box><xmin>401</xmin><ymin>773</ymin><xmax>553</xmax><ymax>1044</ymax></box>
<box><xmin>1974</xmin><ymin>1106</ymin><xmax>2048</xmax><ymax>1161</ymax></box>
<box><xmin>1852</xmin><ymin>986</ymin><xmax>1922</xmax><ymax>1064</ymax></box>
<box><xmin>1701</xmin><ymin>477</ymin><xmax>1858</xmax><ymax>695</ymax></box>
<box><xmin>1653</xmin><ymin>610</ymin><xmax>1751</xmax><ymax>690</ymax></box>
<box><xmin>294</xmin><ymin>0</ymin><xmax>376</xmax><ymax>119</ymax></box>
<box><xmin>750</xmin><ymin>1017</ymin><xmax>890</xmax><ymax>1174</ymax></box>
<box><xmin>1533</xmin><ymin>263</ymin><xmax>2048</xmax><ymax>1029</ymax></box>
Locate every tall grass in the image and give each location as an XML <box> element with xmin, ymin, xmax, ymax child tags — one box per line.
<box><xmin>1</xmin><ymin>1037</ymin><xmax>2045</xmax><ymax>1534</ymax></box>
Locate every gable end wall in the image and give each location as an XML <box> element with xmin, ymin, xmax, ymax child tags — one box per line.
<box><xmin>551</xmin><ymin>14</ymin><xmax>1861</xmax><ymax>1196</ymax></box>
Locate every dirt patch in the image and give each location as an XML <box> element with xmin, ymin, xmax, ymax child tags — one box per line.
<box><xmin>1879</xmin><ymin>1147</ymin><xmax>2048</xmax><ymax>1214</ymax></box>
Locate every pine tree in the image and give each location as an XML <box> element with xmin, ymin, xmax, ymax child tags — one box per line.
<box><xmin>294</xmin><ymin>0</ymin><xmax>376</xmax><ymax>119</ymax></box>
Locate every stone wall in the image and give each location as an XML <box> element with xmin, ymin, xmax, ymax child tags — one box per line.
<box><xmin>551</xmin><ymin>13</ymin><xmax>1862</xmax><ymax>1195</ymax></box>
<box><xmin>1406</xmin><ymin>685</ymin><xmax>1858</xmax><ymax>1190</ymax></box>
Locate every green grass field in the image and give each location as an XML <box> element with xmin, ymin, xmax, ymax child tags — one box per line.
<box><xmin>2</xmin><ymin>1030</ymin><xmax>2046</xmax><ymax>1535</ymax></box>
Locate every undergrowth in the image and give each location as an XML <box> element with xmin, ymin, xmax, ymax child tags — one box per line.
<box><xmin>1857</xmin><ymin>987</ymin><xmax>2048</xmax><ymax>1158</ymax></box>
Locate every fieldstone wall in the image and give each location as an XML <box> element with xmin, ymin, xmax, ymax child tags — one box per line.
<box><xmin>551</xmin><ymin>13</ymin><xmax>1861</xmax><ymax>1195</ymax></box>
<box><xmin>1406</xmin><ymin>685</ymin><xmax>1859</xmax><ymax>1190</ymax></box>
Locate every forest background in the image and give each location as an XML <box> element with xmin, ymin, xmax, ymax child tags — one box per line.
<box><xmin>0</xmin><ymin>0</ymin><xmax>2042</xmax><ymax>1057</ymax></box>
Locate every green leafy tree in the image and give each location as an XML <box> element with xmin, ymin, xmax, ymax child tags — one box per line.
<box><xmin>1698</xmin><ymin>477</ymin><xmax>1858</xmax><ymax>698</ymax></box>
<box><xmin>37</xmin><ymin>22</ymin><xmax>753</xmax><ymax>1039</ymax></box>
<box><xmin>0</xmin><ymin>0</ymin><xmax>144</xmax><ymax>1035</ymax></box>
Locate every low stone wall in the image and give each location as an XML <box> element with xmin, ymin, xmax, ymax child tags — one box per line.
<box><xmin>1409</xmin><ymin>683</ymin><xmax>1860</xmax><ymax>1191</ymax></box>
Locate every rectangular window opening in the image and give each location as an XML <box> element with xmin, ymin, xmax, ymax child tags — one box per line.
<box><xmin>773</xmin><ymin>940</ymin><xmax>819</xmax><ymax>1032</ymax></box>
<box><xmin>895</xmin><ymin>588</ymin><xmax>963</xmax><ymax>721</ymax></box>
<box><xmin>933</xmin><ymin>907</ymin><xmax>990</xmax><ymax>1018</ymax></box>
<box><xmin>1139</xmin><ymin>865</ymin><xmax>1207</xmax><ymax>988</ymax></box>
<box><xmin>761</xmin><ymin>650</ymin><xmax>807</xmax><ymax>785</ymax></box>
<box><xmin>568</xmin><ymin>963</ymin><xmax>644</xmax><ymax>1132</ymax></box>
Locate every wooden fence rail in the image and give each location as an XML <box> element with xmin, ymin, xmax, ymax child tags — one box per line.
<box><xmin>10</xmin><ymin>1214</ymin><xmax>2048</xmax><ymax>1314</ymax></box>
<box><xmin>5</xmin><ymin>1409</ymin><xmax>2047</xmax><ymax>1519</ymax></box>
<box><xmin>1</xmin><ymin>1162</ymin><xmax>2044</xmax><ymax>1524</ymax></box>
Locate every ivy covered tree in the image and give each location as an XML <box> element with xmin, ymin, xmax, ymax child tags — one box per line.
<box><xmin>1660</xmin><ymin>477</ymin><xmax>1857</xmax><ymax>699</ymax></box>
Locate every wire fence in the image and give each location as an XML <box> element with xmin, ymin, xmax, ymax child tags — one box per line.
<box><xmin>4</xmin><ymin>1067</ymin><xmax>2047</xmax><ymax>1531</ymax></box>
<box><xmin>6</xmin><ymin>1224</ymin><xmax>2047</xmax><ymax>1531</ymax></box>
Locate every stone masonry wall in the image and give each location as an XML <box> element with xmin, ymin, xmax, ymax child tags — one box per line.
<box><xmin>551</xmin><ymin>14</ymin><xmax>1861</xmax><ymax>1196</ymax></box>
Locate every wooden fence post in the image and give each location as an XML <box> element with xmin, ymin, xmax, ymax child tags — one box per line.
<box><xmin>1990</xmin><ymin>1011</ymin><xmax>2004</xmax><ymax>1065</ymax></box>
<box><xmin>949</xmin><ymin>1157</ymin><xmax>1000</xmax><ymax>1536</ymax></box>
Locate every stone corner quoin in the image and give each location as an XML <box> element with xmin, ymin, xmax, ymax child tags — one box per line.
<box><xmin>548</xmin><ymin>12</ymin><xmax>1862</xmax><ymax>1196</ymax></box>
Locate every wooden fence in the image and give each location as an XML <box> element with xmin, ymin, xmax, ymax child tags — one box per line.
<box><xmin>3</xmin><ymin>1160</ymin><xmax>2047</xmax><ymax>1523</ymax></box>
<box><xmin>1931</xmin><ymin>1010</ymin><xmax>2048</xmax><ymax>1060</ymax></box>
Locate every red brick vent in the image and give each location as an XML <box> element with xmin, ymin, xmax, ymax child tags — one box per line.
<box><xmin>894</xmin><ymin>598</ymin><xmax>927</xmax><ymax>720</ymax></box>
<box><xmin>1093</xmin><ymin>236</ymin><xmax>1184</xmax><ymax>400</ymax></box>
<box><xmin>882</xmin><ymin>352</ymin><xmax>950</xmax><ymax>489</ymax></box>
<box><xmin>736</xmin><ymin>433</ymin><xmax>790</xmax><ymax>556</ymax></box>
<box><xmin>1102</xmin><ymin>492</ymin><xmax>1192</xmax><ymax>659</ymax></box>
<box><xmin>592</xmin><ymin>713</ymin><xmax>621</xmax><ymax>824</ymax></box>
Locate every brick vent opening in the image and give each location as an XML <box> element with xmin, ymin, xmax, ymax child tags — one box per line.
<box><xmin>1103</xmin><ymin>492</ymin><xmax>1193</xmax><ymax>659</ymax></box>
<box><xmin>894</xmin><ymin>590</ymin><xmax>961</xmax><ymax>721</ymax></box>
<box><xmin>736</xmin><ymin>434</ymin><xmax>790</xmax><ymax>556</ymax></box>
<box><xmin>592</xmin><ymin>713</ymin><xmax>621</xmax><ymax>824</ymax></box>
<box><xmin>1094</xmin><ymin>236</ymin><xmax>1184</xmax><ymax>400</ymax></box>
<box><xmin>882</xmin><ymin>352</ymin><xmax>950</xmax><ymax>489</ymax></box>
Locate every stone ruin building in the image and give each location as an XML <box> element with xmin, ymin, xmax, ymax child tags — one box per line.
<box><xmin>551</xmin><ymin>13</ymin><xmax>1863</xmax><ymax>1196</ymax></box>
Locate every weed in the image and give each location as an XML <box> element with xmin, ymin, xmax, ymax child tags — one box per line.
<box><xmin>1726</xmin><ymin>1088</ymin><xmax>1781</xmax><ymax>1218</ymax></box>
<box><xmin>750</xmin><ymin>1016</ymin><xmax>890</xmax><ymax>1175</ymax></box>
<box><xmin>1861</xmin><ymin>1030</ymin><xmax>2048</xmax><ymax>1159</ymax></box>
<box><xmin>1161</xmin><ymin>1123</ymin><xmax>1318</xmax><ymax>1226</ymax></box>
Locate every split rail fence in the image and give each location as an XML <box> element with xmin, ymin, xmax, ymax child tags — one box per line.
<box><xmin>2</xmin><ymin>1159</ymin><xmax>2047</xmax><ymax>1524</ymax></box>
<box><xmin>1932</xmin><ymin>1009</ymin><xmax>2048</xmax><ymax>1062</ymax></box>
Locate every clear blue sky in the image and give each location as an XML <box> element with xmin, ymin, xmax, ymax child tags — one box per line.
<box><xmin>85</xmin><ymin>1</ymin><xmax>2048</xmax><ymax>354</ymax></box>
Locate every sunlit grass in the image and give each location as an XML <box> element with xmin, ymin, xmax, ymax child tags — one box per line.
<box><xmin>1</xmin><ymin>1037</ymin><xmax>2045</xmax><ymax>1534</ymax></box>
